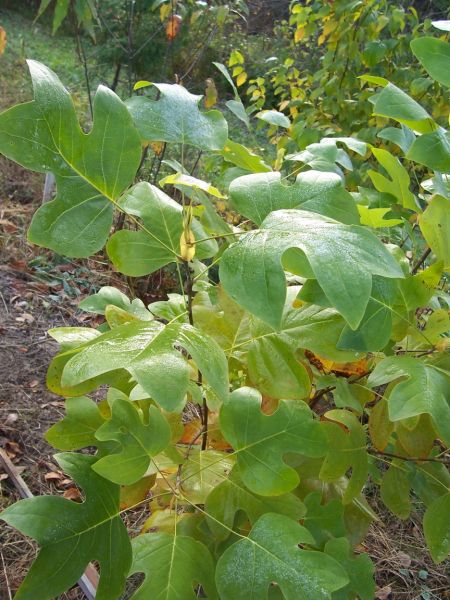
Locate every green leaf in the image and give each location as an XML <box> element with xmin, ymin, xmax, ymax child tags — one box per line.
<box><xmin>303</xmin><ymin>492</ymin><xmax>347</xmax><ymax>548</ymax></box>
<box><xmin>378</xmin><ymin>125</ymin><xmax>415</xmax><ymax>153</ymax></box>
<box><xmin>215</xmin><ymin>513</ymin><xmax>349</xmax><ymax>600</ymax></box>
<box><xmin>219</xmin><ymin>209</ymin><xmax>403</xmax><ymax>331</ymax></box>
<box><xmin>324</xmin><ymin>537</ymin><xmax>375</xmax><ymax>600</ymax></box>
<box><xmin>419</xmin><ymin>195</ymin><xmax>450</xmax><ymax>268</ymax></box>
<box><xmin>407</xmin><ymin>130</ymin><xmax>450</xmax><ymax>173</ymax></box>
<box><xmin>130</xmin><ymin>533</ymin><xmax>218</xmax><ymax>599</ymax></box>
<box><xmin>247</xmin><ymin>336</ymin><xmax>311</xmax><ymax>400</ymax></box>
<box><xmin>53</xmin><ymin>0</ymin><xmax>69</xmax><ymax>33</ymax></box>
<box><xmin>107</xmin><ymin>182</ymin><xmax>218</xmax><ymax>276</ymax></box>
<box><xmin>320</xmin><ymin>410</ymin><xmax>368</xmax><ymax>503</ymax></box>
<box><xmin>337</xmin><ymin>276</ymin><xmax>402</xmax><ymax>352</ymax></box>
<box><xmin>357</xmin><ymin>206</ymin><xmax>402</xmax><ymax>228</ymax></box>
<box><xmin>400</xmin><ymin>261</ymin><xmax>443</xmax><ymax>311</ymax></box>
<box><xmin>45</xmin><ymin>396</ymin><xmax>105</xmax><ymax>450</ymax></box>
<box><xmin>229</xmin><ymin>171</ymin><xmax>360</xmax><ymax>226</ymax></box>
<box><xmin>423</xmin><ymin>492</ymin><xmax>450</xmax><ymax>563</ymax></box>
<box><xmin>220</xmin><ymin>387</ymin><xmax>327</xmax><ymax>495</ymax></box>
<box><xmin>48</xmin><ymin>327</ymin><xmax>101</xmax><ymax>350</ymax></box>
<box><xmin>0</xmin><ymin>453</ymin><xmax>131</xmax><ymax>600</ymax></box>
<box><xmin>257</xmin><ymin>110</ymin><xmax>291</xmax><ymax>129</ymax></box>
<box><xmin>126</xmin><ymin>83</ymin><xmax>228</xmax><ymax>150</ymax></box>
<box><xmin>205</xmin><ymin>468</ymin><xmax>305</xmax><ymax>541</ymax></box>
<box><xmin>61</xmin><ymin>321</ymin><xmax>229</xmax><ymax>412</ymax></box>
<box><xmin>287</xmin><ymin>140</ymin><xmax>352</xmax><ymax>176</ymax></box>
<box><xmin>371</xmin><ymin>82</ymin><xmax>437</xmax><ymax>133</ymax></box>
<box><xmin>93</xmin><ymin>399</ymin><xmax>171</xmax><ymax>485</ymax></box>
<box><xmin>79</xmin><ymin>286</ymin><xmax>153</xmax><ymax>319</ymax></box>
<box><xmin>368</xmin><ymin>148</ymin><xmax>416</xmax><ymax>211</ymax></box>
<box><xmin>380</xmin><ymin>461</ymin><xmax>412</xmax><ymax>519</ymax></box>
<box><xmin>222</xmin><ymin>139</ymin><xmax>271</xmax><ymax>172</ymax></box>
<box><xmin>411</xmin><ymin>37</ymin><xmax>450</xmax><ymax>87</ymax></box>
<box><xmin>0</xmin><ymin>61</ymin><xmax>141</xmax><ymax>257</ymax></box>
<box><xmin>368</xmin><ymin>357</ymin><xmax>450</xmax><ymax>446</ymax></box>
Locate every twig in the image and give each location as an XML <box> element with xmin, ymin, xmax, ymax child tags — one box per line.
<box><xmin>411</xmin><ymin>247</ymin><xmax>431</xmax><ymax>275</ymax></box>
<box><xmin>368</xmin><ymin>448</ymin><xmax>450</xmax><ymax>465</ymax></box>
<box><xmin>0</xmin><ymin>550</ymin><xmax>12</xmax><ymax>600</ymax></box>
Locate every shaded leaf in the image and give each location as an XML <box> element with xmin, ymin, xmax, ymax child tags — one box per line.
<box><xmin>205</xmin><ymin>468</ymin><xmax>305</xmax><ymax>540</ymax></box>
<box><xmin>368</xmin><ymin>357</ymin><xmax>450</xmax><ymax>445</ymax></box>
<box><xmin>325</xmin><ymin>537</ymin><xmax>375</xmax><ymax>600</ymax></box>
<box><xmin>423</xmin><ymin>492</ymin><xmax>450</xmax><ymax>563</ymax></box>
<box><xmin>107</xmin><ymin>182</ymin><xmax>217</xmax><ymax>276</ymax></box>
<box><xmin>220</xmin><ymin>387</ymin><xmax>327</xmax><ymax>496</ymax></box>
<box><xmin>320</xmin><ymin>410</ymin><xmax>368</xmax><ymax>503</ymax></box>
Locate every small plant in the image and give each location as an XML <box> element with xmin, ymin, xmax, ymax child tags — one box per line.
<box><xmin>0</xmin><ymin>28</ymin><xmax>448</xmax><ymax>600</ymax></box>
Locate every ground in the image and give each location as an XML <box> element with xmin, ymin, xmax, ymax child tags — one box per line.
<box><xmin>0</xmin><ymin>6</ymin><xmax>448</xmax><ymax>600</ymax></box>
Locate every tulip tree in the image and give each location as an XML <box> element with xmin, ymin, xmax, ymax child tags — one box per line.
<box><xmin>0</xmin><ymin>54</ymin><xmax>448</xmax><ymax>599</ymax></box>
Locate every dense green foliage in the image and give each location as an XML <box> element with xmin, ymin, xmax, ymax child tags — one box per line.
<box><xmin>0</xmin><ymin>1</ymin><xmax>449</xmax><ymax>598</ymax></box>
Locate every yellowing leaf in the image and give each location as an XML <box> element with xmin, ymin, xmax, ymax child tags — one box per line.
<box><xmin>0</xmin><ymin>27</ymin><xmax>6</xmax><ymax>55</ymax></box>
<box><xmin>204</xmin><ymin>78</ymin><xmax>218</xmax><ymax>108</ymax></box>
<box><xmin>294</xmin><ymin>27</ymin><xmax>305</xmax><ymax>43</ymax></box>
<box><xmin>180</xmin><ymin>229</ymin><xmax>196</xmax><ymax>261</ymax></box>
<box><xmin>166</xmin><ymin>14</ymin><xmax>182</xmax><ymax>40</ymax></box>
<box><xmin>236</xmin><ymin>71</ymin><xmax>247</xmax><ymax>87</ymax></box>
<box><xmin>150</xmin><ymin>141</ymin><xmax>165</xmax><ymax>156</ymax></box>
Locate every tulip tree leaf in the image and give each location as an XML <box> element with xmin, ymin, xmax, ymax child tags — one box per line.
<box><xmin>303</xmin><ymin>492</ymin><xmax>347</xmax><ymax>549</ymax></box>
<box><xmin>368</xmin><ymin>357</ymin><xmax>450</xmax><ymax>446</ymax></box>
<box><xmin>61</xmin><ymin>320</ymin><xmax>229</xmax><ymax>412</ymax></box>
<box><xmin>324</xmin><ymin>537</ymin><xmax>375</xmax><ymax>600</ymax></box>
<box><xmin>78</xmin><ymin>286</ymin><xmax>153</xmax><ymax>320</ymax></box>
<box><xmin>229</xmin><ymin>171</ymin><xmax>360</xmax><ymax>226</ymax></box>
<box><xmin>181</xmin><ymin>449</ymin><xmax>236</xmax><ymax>504</ymax></box>
<box><xmin>219</xmin><ymin>209</ymin><xmax>403</xmax><ymax>331</ymax></box>
<box><xmin>130</xmin><ymin>532</ymin><xmax>218</xmax><ymax>599</ymax></box>
<box><xmin>126</xmin><ymin>83</ymin><xmax>228</xmax><ymax>150</ymax></box>
<box><xmin>247</xmin><ymin>336</ymin><xmax>311</xmax><ymax>400</ymax></box>
<box><xmin>423</xmin><ymin>492</ymin><xmax>450</xmax><ymax>563</ymax></box>
<box><xmin>419</xmin><ymin>195</ymin><xmax>450</xmax><ymax>269</ymax></box>
<box><xmin>0</xmin><ymin>453</ymin><xmax>131</xmax><ymax>600</ymax></box>
<box><xmin>205</xmin><ymin>469</ymin><xmax>306</xmax><ymax>540</ymax></box>
<box><xmin>0</xmin><ymin>60</ymin><xmax>141</xmax><ymax>256</ymax></box>
<box><xmin>368</xmin><ymin>148</ymin><xmax>417</xmax><ymax>211</ymax></box>
<box><xmin>380</xmin><ymin>461</ymin><xmax>411</xmax><ymax>519</ymax></box>
<box><xmin>45</xmin><ymin>396</ymin><xmax>105</xmax><ymax>450</ymax></box>
<box><xmin>93</xmin><ymin>399</ymin><xmax>171</xmax><ymax>485</ymax></box>
<box><xmin>107</xmin><ymin>182</ymin><xmax>218</xmax><ymax>276</ymax></box>
<box><xmin>411</xmin><ymin>37</ymin><xmax>450</xmax><ymax>88</ymax></box>
<box><xmin>215</xmin><ymin>513</ymin><xmax>349</xmax><ymax>600</ymax></box>
<box><xmin>337</xmin><ymin>276</ymin><xmax>402</xmax><ymax>352</ymax></box>
<box><xmin>319</xmin><ymin>410</ymin><xmax>368</xmax><ymax>503</ymax></box>
<box><xmin>220</xmin><ymin>387</ymin><xmax>327</xmax><ymax>496</ymax></box>
<box><xmin>407</xmin><ymin>130</ymin><xmax>450</xmax><ymax>173</ymax></box>
<box><xmin>371</xmin><ymin>82</ymin><xmax>437</xmax><ymax>133</ymax></box>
